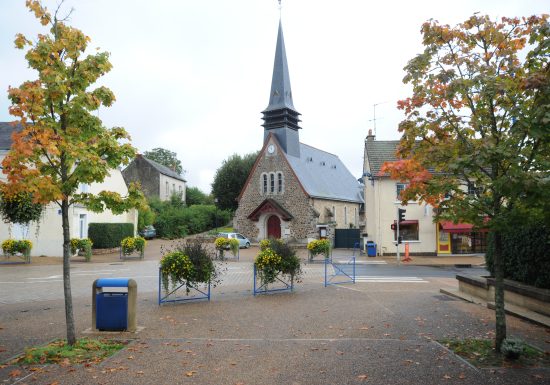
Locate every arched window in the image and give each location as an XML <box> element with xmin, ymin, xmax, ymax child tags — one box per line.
<box><xmin>262</xmin><ymin>174</ymin><xmax>268</xmax><ymax>194</ymax></box>
<box><xmin>270</xmin><ymin>173</ymin><xmax>275</xmax><ymax>193</ymax></box>
<box><xmin>277</xmin><ymin>172</ymin><xmax>283</xmax><ymax>193</ymax></box>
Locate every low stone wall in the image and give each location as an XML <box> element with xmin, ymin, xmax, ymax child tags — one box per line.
<box><xmin>456</xmin><ymin>275</ymin><xmax>550</xmax><ymax>317</ymax></box>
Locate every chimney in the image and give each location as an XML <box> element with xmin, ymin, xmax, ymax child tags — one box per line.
<box><xmin>366</xmin><ymin>129</ymin><xmax>375</xmax><ymax>142</ymax></box>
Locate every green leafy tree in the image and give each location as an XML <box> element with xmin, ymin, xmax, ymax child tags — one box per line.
<box><xmin>186</xmin><ymin>186</ymin><xmax>212</xmax><ymax>206</ymax></box>
<box><xmin>144</xmin><ymin>147</ymin><xmax>185</xmax><ymax>176</ymax></box>
<box><xmin>382</xmin><ymin>14</ymin><xmax>550</xmax><ymax>352</ymax></box>
<box><xmin>212</xmin><ymin>152</ymin><xmax>258</xmax><ymax>211</ymax></box>
<box><xmin>1</xmin><ymin>1</ymin><xmax>145</xmax><ymax>345</ymax></box>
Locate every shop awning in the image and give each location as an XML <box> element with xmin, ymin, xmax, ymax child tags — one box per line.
<box><xmin>439</xmin><ymin>221</ymin><xmax>474</xmax><ymax>233</ymax></box>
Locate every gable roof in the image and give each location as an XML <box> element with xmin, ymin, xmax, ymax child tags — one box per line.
<box><xmin>140</xmin><ymin>155</ymin><xmax>186</xmax><ymax>182</ymax></box>
<box><xmin>286</xmin><ymin>143</ymin><xmax>363</xmax><ymax>203</ymax></box>
<box><xmin>365</xmin><ymin>139</ymin><xmax>400</xmax><ymax>176</ymax></box>
<box><xmin>0</xmin><ymin>122</ymin><xmax>23</xmax><ymax>150</ymax></box>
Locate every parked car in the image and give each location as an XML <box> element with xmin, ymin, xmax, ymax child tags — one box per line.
<box><xmin>139</xmin><ymin>225</ymin><xmax>156</xmax><ymax>239</ymax></box>
<box><xmin>217</xmin><ymin>232</ymin><xmax>251</xmax><ymax>248</ymax></box>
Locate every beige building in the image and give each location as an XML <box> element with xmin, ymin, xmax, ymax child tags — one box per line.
<box><xmin>234</xmin><ymin>19</ymin><xmax>363</xmax><ymax>245</ymax></box>
<box><xmin>0</xmin><ymin>122</ymin><xmax>137</xmax><ymax>257</ymax></box>
<box><xmin>363</xmin><ymin>132</ymin><xmax>488</xmax><ymax>256</ymax></box>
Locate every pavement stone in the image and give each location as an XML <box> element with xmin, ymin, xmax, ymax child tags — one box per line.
<box><xmin>0</xmin><ymin>240</ymin><xmax>547</xmax><ymax>384</ymax></box>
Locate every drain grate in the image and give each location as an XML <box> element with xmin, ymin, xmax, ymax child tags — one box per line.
<box><xmin>433</xmin><ymin>294</ymin><xmax>458</xmax><ymax>301</ymax></box>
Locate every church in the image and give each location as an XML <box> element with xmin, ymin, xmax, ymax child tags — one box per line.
<box><xmin>234</xmin><ymin>18</ymin><xmax>363</xmax><ymax>244</ymax></box>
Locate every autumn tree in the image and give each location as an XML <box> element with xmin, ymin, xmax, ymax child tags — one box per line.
<box><xmin>1</xmin><ymin>1</ymin><xmax>145</xmax><ymax>345</ymax></box>
<box><xmin>144</xmin><ymin>147</ymin><xmax>185</xmax><ymax>176</ymax></box>
<box><xmin>211</xmin><ymin>152</ymin><xmax>258</xmax><ymax>211</ymax></box>
<box><xmin>382</xmin><ymin>15</ymin><xmax>550</xmax><ymax>351</ymax></box>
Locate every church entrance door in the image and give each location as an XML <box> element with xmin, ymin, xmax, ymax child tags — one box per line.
<box><xmin>267</xmin><ymin>215</ymin><xmax>281</xmax><ymax>239</ymax></box>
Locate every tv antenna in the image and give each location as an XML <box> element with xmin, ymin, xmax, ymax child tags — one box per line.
<box><xmin>367</xmin><ymin>101</ymin><xmax>391</xmax><ymax>136</ymax></box>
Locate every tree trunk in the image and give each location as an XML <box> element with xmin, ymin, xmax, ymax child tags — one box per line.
<box><xmin>493</xmin><ymin>230</ymin><xmax>506</xmax><ymax>352</ymax></box>
<box><xmin>61</xmin><ymin>198</ymin><xmax>76</xmax><ymax>345</ymax></box>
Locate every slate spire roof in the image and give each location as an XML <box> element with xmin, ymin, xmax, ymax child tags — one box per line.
<box><xmin>262</xmin><ymin>19</ymin><xmax>301</xmax><ymax>132</ymax></box>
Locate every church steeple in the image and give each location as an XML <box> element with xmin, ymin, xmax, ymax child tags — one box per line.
<box><xmin>262</xmin><ymin>18</ymin><xmax>301</xmax><ymax>158</ymax></box>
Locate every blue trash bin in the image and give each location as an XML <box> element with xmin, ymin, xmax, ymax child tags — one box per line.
<box><xmin>367</xmin><ymin>241</ymin><xmax>377</xmax><ymax>257</ymax></box>
<box><xmin>94</xmin><ymin>278</ymin><xmax>132</xmax><ymax>331</ymax></box>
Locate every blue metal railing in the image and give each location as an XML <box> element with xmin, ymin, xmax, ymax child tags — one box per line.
<box><xmin>253</xmin><ymin>264</ymin><xmax>293</xmax><ymax>296</ymax></box>
<box><xmin>324</xmin><ymin>256</ymin><xmax>356</xmax><ymax>287</ymax></box>
<box><xmin>158</xmin><ymin>268</ymin><xmax>210</xmax><ymax>305</ymax></box>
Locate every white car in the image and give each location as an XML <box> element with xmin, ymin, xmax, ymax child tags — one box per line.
<box><xmin>217</xmin><ymin>232</ymin><xmax>251</xmax><ymax>248</ymax></box>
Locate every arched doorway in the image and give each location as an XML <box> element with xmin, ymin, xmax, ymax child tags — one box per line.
<box><xmin>267</xmin><ymin>215</ymin><xmax>281</xmax><ymax>239</ymax></box>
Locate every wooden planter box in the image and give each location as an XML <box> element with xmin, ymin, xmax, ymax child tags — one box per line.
<box><xmin>456</xmin><ymin>275</ymin><xmax>550</xmax><ymax>317</ymax></box>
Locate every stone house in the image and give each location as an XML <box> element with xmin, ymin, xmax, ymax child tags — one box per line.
<box><xmin>234</xmin><ymin>20</ymin><xmax>363</xmax><ymax>244</ymax></box>
<box><xmin>0</xmin><ymin>122</ymin><xmax>137</xmax><ymax>257</ymax></box>
<box><xmin>122</xmin><ymin>154</ymin><xmax>186</xmax><ymax>202</ymax></box>
<box><xmin>363</xmin><ymin>131</ymin><xmax>488</xmax><ymax>256</ymax></box>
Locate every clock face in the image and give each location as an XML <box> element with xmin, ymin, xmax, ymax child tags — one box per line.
<box><xmin>267</xmin><ymin>144</ymin><xmax>275</xmax><ymax>154</ymax></box>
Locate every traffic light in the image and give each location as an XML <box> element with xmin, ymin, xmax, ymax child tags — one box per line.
<box><xmin>390</xmin><ymin>223</ymin><xmax>396</xmax><ymax>230</ymax></box>
<box><xmin>398</xmin><ymin>208</ymin><xmax>406</xmax><ymax>222</ymax></box>
<box><xmin>398</xmin><ymin>236</ymin><xmax>403</xmax><ymax>245</ymax></box>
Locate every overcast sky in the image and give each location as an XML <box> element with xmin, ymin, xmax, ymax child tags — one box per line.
<box><xmin>1</xmin><ymin>0</ymin><xmax>547</xmax><ymax>193</ymax></box>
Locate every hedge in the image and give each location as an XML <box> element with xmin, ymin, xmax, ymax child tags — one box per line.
<box><xmin>88</xmin><ymin>223</ymin><xmax>135</xmax><ymax>249</ymax></box>
<box><xmin>154</xmin><ymin>204</ymin><xmax>231</xmax><ymax>239</ymax></box>
<box><xmin>485</xmin><ymin>220</ymin><xmax>550</xmax><ymax>289</ymax></box>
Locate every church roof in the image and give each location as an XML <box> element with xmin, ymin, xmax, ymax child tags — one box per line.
<box><xmin>286</xmin><ymin>143</ymin><xmax>363</xmax><ymax>203</ymax></box>
<box><xmin>264</xmin><ymin>20</ymin><xmax>296</xmax><ymax>112</ymax></box>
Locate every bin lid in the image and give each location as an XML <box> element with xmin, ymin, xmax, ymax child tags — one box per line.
<box><xmin>96</xmin><ymin>278</ymin><xmax>131</xmax><ymax>288</ymax></box>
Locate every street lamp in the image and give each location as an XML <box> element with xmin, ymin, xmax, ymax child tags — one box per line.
<box><xmin>214</xmin><ymin>198</ymin><xmax>219</xmax><ymax>232</ymax></box>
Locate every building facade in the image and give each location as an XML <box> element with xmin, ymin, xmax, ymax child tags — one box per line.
<box><xmin>363</xmin><ymin>131</ymin><xmax>487</xmax><ymax>256</ymax></box>
<box><xmin>122</xmin><ymin>154</ymin><xmax>186</xmax><ymax>202</ymax></box>
<box><xmin>0</xmin><ymin>122</ymin><xmax>137</xmax><ymax>257</ymax></box>
<box><xmin>234</xmin><ymin>20</ymin><xmax>363</xmax><ymax>244</ymax></box>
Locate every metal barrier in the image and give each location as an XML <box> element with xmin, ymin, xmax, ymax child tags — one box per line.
<box><xmin>253</xmin><ymin>264</ymin><xmax>293</xmax><ymax>296</ymax></box>
<box><xmin>158</xmin><ymin>268</ymin><xmax>210</xmax><ymax>305</ymax></box>
<box><xmin>324</xmin><ymin>256</ymin><xmax>356</xmax><ymax>287</ymax></box>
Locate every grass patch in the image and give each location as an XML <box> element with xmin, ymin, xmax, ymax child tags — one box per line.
<box><xmin>13</xmin><ymin>338</ymin><xmax>126</xmax><ymax>365</ymax></box>
<box><xmin>440</xmin><ymin>338</ymin><xmax>550</xmax><ymax>368</ymax></box>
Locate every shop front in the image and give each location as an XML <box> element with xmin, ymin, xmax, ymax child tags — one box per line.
<box><xmin>437</xmin><ymin>221</ymin><xmax>488</xmax><ymax>255</ymax></box>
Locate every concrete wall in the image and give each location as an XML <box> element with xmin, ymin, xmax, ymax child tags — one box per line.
<box><xmin>312</xmin><ymin>199</ymin><xmax>360</xmax><ymax>229</ymax></box>
<box><xmin>122</xmin><ymin>157</ymin><xmax>160</xmax><ymax>199</ymax></box>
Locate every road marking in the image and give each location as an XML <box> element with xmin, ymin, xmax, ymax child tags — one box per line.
<box><xmin>355</xmin><ymin>276</ymin><xmax>428</xmax><ymax>283</ymax></box>
<box><xmin>334</xmin><ymin>260</ymin><xmax>387</xmax><ymax>265</ymax></box>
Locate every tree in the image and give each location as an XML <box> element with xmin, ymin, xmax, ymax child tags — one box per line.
<box><xmin>186</xmin><ymin>186</ymin><xmax>213</xmax><ymax>206</ymax></box>
<box><xmin>1</xmin><ymin>1</ymin><xmax>145</xmax><ymax>345</ymax></box>
<box><xmin>211</xmin><ymin>152</ymin><xmax>258</xmax><ymax>211</ymax></box>
<box><xmin>144</xmin><ymin>147</ymin><xmax>184</xmax><ymax>176</ymax></box>
<box><xmin>381</xmin><ymin>14</ymin><xmax>549</xmax><ymax>351</ymax></box>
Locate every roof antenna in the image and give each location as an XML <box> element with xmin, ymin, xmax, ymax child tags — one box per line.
<box><xmin>278</xmin><ymin>0</ymin><xmax>282</xmax><ymax>16</ymax></box>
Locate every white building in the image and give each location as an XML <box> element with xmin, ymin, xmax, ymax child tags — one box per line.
<box><xmin>0</xmin><ymin>122</ymin><xmax>138</xmax><ymax>257</ymax></box>
<box><xmin>363</xmin><ymin>131</ymin><xmax>487</xmax><ymax>256</ymax></box>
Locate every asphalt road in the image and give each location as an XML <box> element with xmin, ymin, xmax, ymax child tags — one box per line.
<box><xmin>0</xmin><ymin>258</ymin><xmax>487</xmax><ymax>304</ymax></box>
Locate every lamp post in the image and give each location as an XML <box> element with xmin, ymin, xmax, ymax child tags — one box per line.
<box><xmin>214</xmin><ymin>198</ymin><xmax>219</xmax><ymax>233</ymax></box>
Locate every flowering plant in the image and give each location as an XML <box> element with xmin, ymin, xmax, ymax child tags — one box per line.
<box><xmin>160</xmin><ymin>240</ymin><xmax>222</xmax><ymax>293</ymax></box>
<box><xmin>70</xmin><ymin>238</ymin><xmax>93</xmax><ymax>261</ymax></box>
<box><xmin>160</xmin><ymin>251</ymin><xmax>194</xmax><ymax>292</ymax></box>
<box><xmin>2</xmin><ymin>239</ymin><xmax>32</xmax><ymax>257</ymax></box>
<box><xmin>121</xmin><ymin>236</ymin><xmax>146</xmax><ymax>256</ymax></box>
<box><xmin>259</xmin><ymin>239</ymin><xmax>270</xmax><ymax>251</ymax></box>
<box><xmin>214</xmin><ymin>237</ymin><xmax>239</xmax><ymax>258</ymax></box>
<box><xmin>255</xmin><ymin>239</ymin><xmax>301</xmax><ymax>286</ymax></box>
<box><xmin>307</xmin><ymin>239</ymin><xmax>331</xmax><ymax>259</ymax></box>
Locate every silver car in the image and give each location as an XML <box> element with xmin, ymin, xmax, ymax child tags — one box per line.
<box><xmin>217</xmin><ymin>232</ymin><xmax>251</xmax><ymax>248</ymax></box>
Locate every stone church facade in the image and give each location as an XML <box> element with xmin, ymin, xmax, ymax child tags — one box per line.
<box><xmin>234</xmin><ymin>19</ymin><xmax>363</xmax><ymax>244</ymax></box>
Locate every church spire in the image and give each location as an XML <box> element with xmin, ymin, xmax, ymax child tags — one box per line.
<box><xmin>262</xmin><ymin>15</ymin><xmax>301</xmax><ymax>157</ymax></box>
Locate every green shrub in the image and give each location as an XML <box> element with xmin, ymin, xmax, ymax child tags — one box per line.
<box><xmin>88</xmin><ymin>223</ymin><xmax>134</xmax><ymax>249</ymax></box>
<box><xmin>153</xmin><ymin>204</ymin><xmax>231</xmax><ymax>239</ymax></box>
<box><xmin>254</xmin><ymin>239</ymin><xmax>302</xmax><ymax>286</ymax></box>
<box><xmin>70</xmin><ymin>238</ymin><xmax>93</xmax><ymax>261</ymax></box>
<box><xmin>486</xmin><ymin>219</ymin><xmax>550</xmax><ymax>289</ymax></box>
